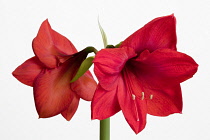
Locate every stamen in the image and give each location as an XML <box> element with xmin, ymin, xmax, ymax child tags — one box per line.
<box><xmin>132</xmin><ymin>94</ymin><xmax>136</xmax><ymax>100</ymax></box>
<box><xmin>141</xmin><ymin>92</ymin><xmax>145</xmax><ymax>100</ymax></box>
<box><xmin>150</xmin><ymin>94</ymin><xmax>153</xmax><ymax>100</ymax></box>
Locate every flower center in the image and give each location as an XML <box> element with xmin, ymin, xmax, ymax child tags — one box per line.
<box><xmin>123</xmin><ymin>61</ymin><xmax>154</xmax><ymax>101</ymax></box>
<box><xmin>122</xmin><ymin>66</ymin><xmax>153</xmax><ymax>121</ymax></box>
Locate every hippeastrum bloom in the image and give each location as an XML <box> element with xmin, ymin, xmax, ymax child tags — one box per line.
<box><xmin>91</xmin><ymin>15</ymin><xmax>198</xmax><ymax>134</ymax></box>
<box><xmin>13</xmin><ymin>20</ymin><xmax>97</xmax><ymax>121</ymax></box>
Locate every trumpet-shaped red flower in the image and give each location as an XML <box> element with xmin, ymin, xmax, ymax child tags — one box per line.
<box><xmin>91</xmin><ymin>15</ymin><xmax>198</xmax><ymax>134</ymax></box>
<box><xmin>13</xmin><ymin>20</ymin><xmax>97</xmax><ymax>121</ymax></box>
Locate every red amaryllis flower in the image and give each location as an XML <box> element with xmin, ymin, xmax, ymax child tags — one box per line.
<box><xmin>91</xmin><ymin>15</ymin><xmax>198</xmax><ymax>134</ymax></box>
<box><xmin>13</xmin><ymin>20</ymin><xmax>97</xmax><ymax>121</ymax></box>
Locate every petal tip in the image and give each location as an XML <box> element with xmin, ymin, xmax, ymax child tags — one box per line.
<box><xmin>12</xmin><ymin>70</ymin><xmax>17</xmax><ymax>77</ymax></box>
<box><xmin>132</xmin><ymin>123</ymin><xmax>146</xmax><ymax>134</ymax></box>
<box><xmin>42</xmin><ymin>18</ymin><xmax>50</xmax><ymax>26</ymax></box>
<box><xmin>170</xmin><ymin>13</ymin><xmax>175</xmax><ymax>17</ymax></box>
<box><xmin>63</xmin><ymin>116</ymin><xmax>71</xmax><ymax>121</ymax></box>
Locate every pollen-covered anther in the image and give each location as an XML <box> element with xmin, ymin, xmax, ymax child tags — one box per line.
<box><xmin>150</xmin><ymin>94</ymin><xmax>153</xmax><ymax>100</ymax></box>
<box><xmin>141</xmin><ymin>92</ymin><xmax>145</xmax><ymax>100</ymax></box>
<box><xmin>132</xmin><ymin>94</ymin><xmax>136</xmax><ymax>100</ymax></box>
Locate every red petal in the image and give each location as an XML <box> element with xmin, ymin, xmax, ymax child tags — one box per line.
<box><xmin>32</xmin><ymin>19</ymin><xmax>77</xmax><ymax>68</ymax></box>
<box><xmin>61</xmin><ymin>94</ymin><xmax>80</xmax><ymax>121</ymax></box>
<box><xmin>94</xmin><ymin>47</ymin><xmax>136</xmax><ymax>90</ymax></box>
<box><xmin>33</xmin><ymin>60</ymin><xmax>75</xmax><ymax>118</ymax></box>
<box><xmin>91</xmin><ymin>84</ymin><xmax>121</xmax><ymax>120</ymax></box>
<box><xmin>117</xmin><ymin>76</ymin><xmax>147</xmax><ymax>134</ymax></box>
<box><xmin>71</xmin><ymin>71</ymin><xmax>97</xmax><ymax>101</ymax></box>
<box><xmin>132</xmin><ymin>49</ymin><xmax>198</xmax><ymax>89</ymax></box>
<box><xmin>120</xmin><ymin>14</ymin><xmax>177</xmax><ymax>53</ymax></box>
<box><xmin>12</xmin><ymin>57</ymin><xmax>44</xmax><ymax>86</ymax></box>
<box><xmin>145</xmin><ymin>85</ymin><xmax>182</xmax><ymax>116</ymax></box>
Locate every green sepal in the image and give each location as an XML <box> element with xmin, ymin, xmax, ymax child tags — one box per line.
<box><xmin>98</xmin><ymin>18</ymin><xmax>108</xmax><ymax>48</ymax></box>
<box><xmin>70</xmin><ymin>56</ymin><xmax>94</xmax><ymax>83</ymax></box>
<box><xmin>105</xmin><ymin>42</ymin><xmax>123</xmax><ymax>49</ymax></box>
<box><xmin>106</xmin><ymin>45</ymin><xmax>115</xmax><ymax>48</ymax></box>
<box><xmin>114</xmin><ymin>41</ymin><xmax>122</xmax><ymax>48</ymax></box>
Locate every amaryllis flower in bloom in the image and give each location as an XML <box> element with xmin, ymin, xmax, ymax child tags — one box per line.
<box><xmin>91</xmin><ymin>15</ymin><xmax>198</xmax><ymax>134</ymax></box>
<box><xmin>13</xmin><ymin>20</ymin><xmax>97</xmax><ymax>121</ymax></box>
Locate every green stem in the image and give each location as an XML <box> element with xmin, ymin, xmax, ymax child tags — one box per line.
<box><xmin>93</xmin><ymin>47</ymin><xmax>98</xmax><ymax>54</ymax></box>
<box><xmin>85</xmin><ymin>46</ymin><xmax>98</xmax><ymax>54</ymax></box>
<box><xmin>100</xmin><ymin>118</ymin><xmax>110</xmax><ymax>140</ymax></box>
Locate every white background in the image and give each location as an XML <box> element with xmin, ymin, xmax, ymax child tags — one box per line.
<box><xmin>1</xmin><ymin>0</ymin><xmax>209</xmax><ymax>140</ymax></box>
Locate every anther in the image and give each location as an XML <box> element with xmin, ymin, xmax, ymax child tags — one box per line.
<box><xmin>141</xmin><ymin>92</ymin><xmax>145</xmax><ymax>100</ymax></box>
<box><xmin>150</xmin><ymin>94</ymin><xmax>153</xmax><ymax>100</ymax></box>
<box><xmin>132</xmin><ymin>94</ymin><xmax>136</xmax><ymax>100</ymax></box>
